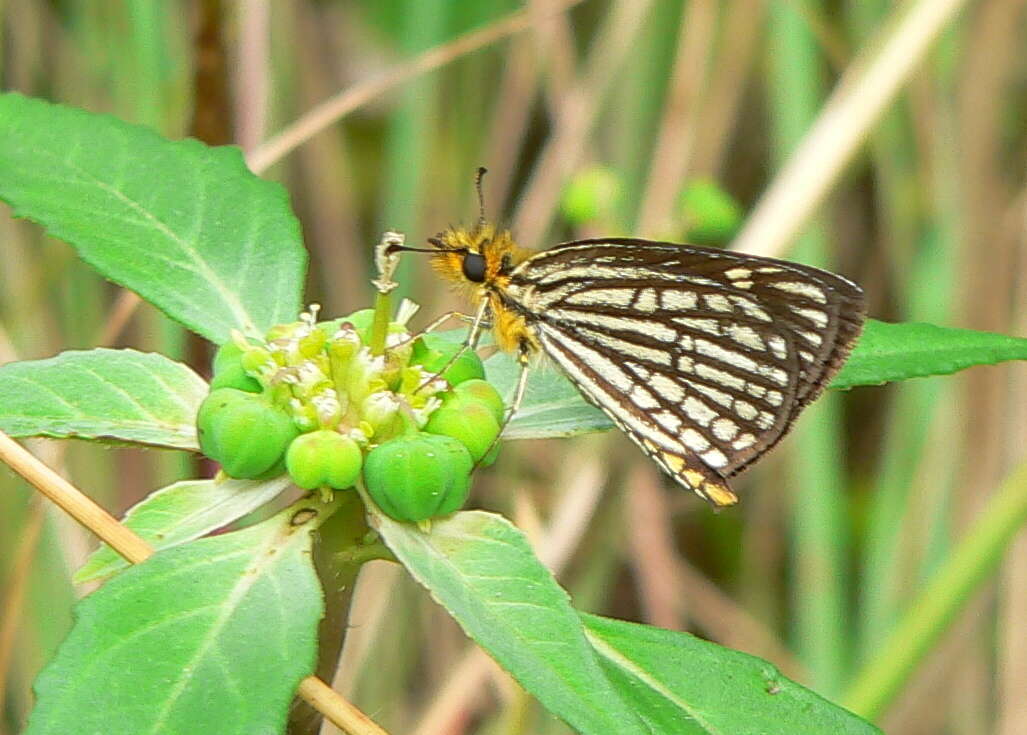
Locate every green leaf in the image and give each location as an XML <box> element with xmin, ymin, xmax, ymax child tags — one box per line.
<box><xmin>484</xmin><ymin>353</ymin><xmax>613</xmax><ymax>439</ymax></box>
<box><xmin>582</xmin><ymin>614</ymin><xmax>881</xmax><ymax>735</ymax></box>
<box><xmin>74</xmin><ymin>475</ymin><xmax>293</xmax><ymax>584</ymax></box>
<box><xmin>369</xmin><ymin>506</ymin><xmax>650</xmax><ymax>734</ymax></box>
<box><xmin>831</xmin><ymin>319</ymin><xmax>1027</xmax><ymax>390</ymax></box>
<box><xmin>27</xmin><ymin>496</ymin><xmax>335</xmax><ymax>735</ymax></box>
<box><xmin>372</xmin><ymin>505</ymin><xmax>879</xmax><ymax>734</ymax></box>
<box><xmin>0</xmin><ymin>349</ymin><xmax>207</xmax><ymax>449</ymax></box>
<box><xmin>0</xmin><ymin>93</ymin><xmax>306</xmax><ymax>343</ymax></box>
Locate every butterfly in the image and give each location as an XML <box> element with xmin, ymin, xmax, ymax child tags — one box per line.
<box><xmin>390</xmin><ymin>172</ymin><xmax>866</xmax><ymax>506</ymax></box>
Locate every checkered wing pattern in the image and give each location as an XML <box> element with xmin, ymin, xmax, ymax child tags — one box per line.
<box><xmin>501</xmin><ymin>239</ymin><xmax>866</xmax><ymax>505</ymax></box>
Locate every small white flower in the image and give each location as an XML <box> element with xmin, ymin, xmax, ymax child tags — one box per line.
<box><xmin>395</xmin><ymin>298</ymin><xmax>420</xmax><ymax>326</ymax></box>
<box><xmin>411</xmin><ymin>396</ymin><xmax>443</xmax><ymax>427</ymax></box>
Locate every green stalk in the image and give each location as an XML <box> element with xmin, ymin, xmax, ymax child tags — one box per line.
<box><xmin>369</xmin><ymin>289</ymin><xmax>393</xmax><ymax>356</ymax></box>
<box><xmin>846</xmin><ymin>0</ymin><xmax>961</xmax><ymax>664</ymax></box>
<box><xmin>767</xmin><ymin>0</ymin><xmax>849</xmax><ymax>696</ymax></box>
<box><xmin>842</xmin><ymin>460</ymin><xmax>1027</xmax><ymax>719</ymax></box>
<box><xmin>286</xmin><ymin>491</ymin><xmax>380</xmax><ymax>735</ymax></box>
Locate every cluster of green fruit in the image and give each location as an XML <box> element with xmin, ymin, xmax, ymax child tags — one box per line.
<box><xmin>196</xmin><ymin>305</ymin><xmax>505</xmax><ymax>522</ymax></box>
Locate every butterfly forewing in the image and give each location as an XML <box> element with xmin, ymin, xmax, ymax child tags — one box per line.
<box><xmin>501</xmin><ymin>239</ymin><xmax>865</xmax><ymax>503</ymax></box>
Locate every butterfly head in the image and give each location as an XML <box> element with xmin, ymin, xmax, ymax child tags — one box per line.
<box><xmin>424</xmin><ymin>222</ymin><xmax>522</xmax><ymax>288</ymax></box>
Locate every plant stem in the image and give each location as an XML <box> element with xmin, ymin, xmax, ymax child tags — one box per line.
<box><xmin>287</xmin><ymin>490</ymin><xmax>379</xmax><ymax>735</ymax></box>
<box><xmin>369</xmin><ymin>289</ymin><xmax>392</xmax><ymax>356</ymax></box>
<box><xmin>842</xmin><ymin>459</ymin><xmax>1027</xmax><ymax>719</ymax></box>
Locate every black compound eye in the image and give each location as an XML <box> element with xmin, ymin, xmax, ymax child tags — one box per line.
<box><xmin>461</xmin><ymin>252</ymin><xmax>487</xmax><ymax>283</ymax></box>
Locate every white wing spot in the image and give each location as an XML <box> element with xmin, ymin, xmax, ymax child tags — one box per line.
<box><xmin>634</xmin><ymin>288</ymin><xmax>659</xmax><ymax>312</ymax></box>
<box><xmin>683</xmin><ymin>428</ymin><xmax>711</xmax><ymax>452</ymax></box>
<box><xmin>581</xmin><ymin>328</ymin><xmax>673</xmax><ymax>366</ymax></box>
<box><xmin>725</xmin><ymin>267</ymin><xmax>751</xmax><ymax>280</ymax></box>
<box><xmin>695</xmin><ymin>339</ymin><xmax>760</xmax><ymax>374</ymax></box>
<box><xmin>683</xmin><ymin>396</ymin><xmax>718</xmax><ymax>426</ymax></box>
<box><xmin>702</xmin><ymin>448</ymin><xmax>729</xmax><ymax>468</ymax></box>
<box><xmin>660</xmin><ymin>289</ymin><xmax>698</xmax><ymax>310</ymax></box>
<box><xmin>694</xmin><ymin>383</ymin><xmax>733</xmax><ymax>408</ymax></box>
<box><xmin>564</xmin><ymin>288</ymin><xmax>636</xmax><ymax>307</ymax></box>
<box><xmin>767</xmin><ymin>335</ymin><xmax>788</xmax><ymax>359</ymax></box>
<box><xmin>733</xmin><ymin>433</ymin><xmax>757</xmax><ymax>450</ymax></box>
<box><xmin>725</xmin><ymin>323</ymin><xmax>765</xmax><ymax>351</ymax></box>
<box><xmin>711</xmin><ymin>417</ymin><xmax>739</xmax><ymax>441</ymax></box>
<box><xmin>771</xmin><ymin>281</ymin><xmax>827</xmax><ymax>303</ymax></box>
<box><xmin>703</xmin><ymin>293</ymin><xmax>733</xmax><ymax>313</ymax></box>
<box><xmin>654</xmin><ymin>411</ymin><xmax>682</xmax><ymax>433</ymax></box>
<box><xmin>756</xmin><ymin>412</ymin><xmax>776</xmax><ymax>430</ymax></box>
<box><xmin>651</xmin><ymin>373</ymin><xmax>686</xmax><ymax>403</ymax></box>
<box><xmin>756</xmin><ymin>364</ymin><xmax>790</xmax><ymax>386</ymax></box>
<box><xmin>550</xmin><ymin>309</ymin><xmax>678</xmax><ymax>342</ymax></box>
<box><xmin>626</xmin><ymin>361</ymin><xmax>652</xmax><ymax>380</ymax></box>
<box><xmin>764</xmin><ymin>390</ymin><xmax>784</xmax><ymax>407</ymax></box>
<box><xmin>733</xmin><ymin>400</ymin><xmax>758</xmax><ymax>421</ymax></box>
<box><xmin>631</xmin><ymin>385</ymin><xmax>660</xmax><ymax>409</ymax></box>
<box><xmin>696</xmin><ymin>362</ymin><xmax>747</xmax><ymax>391</ymax></box>
<box><xmin>791</xmin><ymin>306</ymin><xmax>829</xmax><ymax>328</ymax></box>
<box><xmin>728</xmin><ymin>295</ymin><xmax>772</xmax><ymax>322</ymax></box>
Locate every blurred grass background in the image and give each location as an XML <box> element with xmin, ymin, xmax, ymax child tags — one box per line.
<box><xmin>1</xmin><ymin>1</ymin><xmax>1026</xmax><ymax>734</ymax></box>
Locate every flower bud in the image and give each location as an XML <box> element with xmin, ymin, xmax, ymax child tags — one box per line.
<box><xmin>361</xmin><ymin>391</ymin><xmax>402</xmax><ymax>436</ymax></box>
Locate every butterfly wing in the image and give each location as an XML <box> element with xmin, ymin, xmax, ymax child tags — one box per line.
<box><xmin>502</xmin><ymin>239</ymin><xmax>866</xmax><ymax>505</ymax></box>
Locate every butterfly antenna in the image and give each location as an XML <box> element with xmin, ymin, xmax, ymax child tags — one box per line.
<box><xmin>475</xmin><ymin>166</ymin><xmax>488</xmax><ymax>234</ymax></box>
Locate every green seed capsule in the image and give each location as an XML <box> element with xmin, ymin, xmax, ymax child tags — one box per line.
<box><xmin>363</xmin><ymin>433</ymin><xmax>473</xmax><ymax>522</ymax></box>
<box><xmin>423</xmin><ymin>397</ymin><xmax>501</xmax><ymax>465</ymax></box>
<box><xmin>197</xmin><ymin>388</ymin><xmax>299</xmax><ymax>479</ymax></box>
<box><xmin>285</xmin><ymin>430</ymin><xmax>363</xmax><ymax>490</ymax></box>
<box><xmin>411</xmin><ymin>334</ymin><xmax>485</xmax><ymax>386</ymax></box>
<box><xmin>450</xmin><ymin>379</ymin><xmax>505</xmax><ymax>425</ymax></box>
<box><xmin>211</xmin><ymin>342</ymin><xmax>262</xmax><ymax>393</ymax></box>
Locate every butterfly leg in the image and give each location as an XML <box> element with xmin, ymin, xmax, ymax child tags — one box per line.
<box><xmin>473</xmin><ymin>342</ymin><xmax>531</xmax><ymax>470</ymax></box>
<box><xmin>399</xmin><ymin>309</ymin><xmax>493</xmax><ymax>345</ymax></box>
<box><xmin>414</xmin><ymin>299</ymin><xmax>492</xmax><ymax>394</ymax></box>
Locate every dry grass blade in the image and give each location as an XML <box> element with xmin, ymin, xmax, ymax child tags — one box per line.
<box><xmin>246</xmin><ymin>0</ymin><xmax>586</xmax><ymax>175</ymax></box>
<box><xmin>731</xmin><ymin>0</ymin><xmax>974</xmax><ymax>258</ymax></box>
<box><xmin>0</xmin><ymin>499</ymin><xmax>46</xmax><ymax>711</ymax></box>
